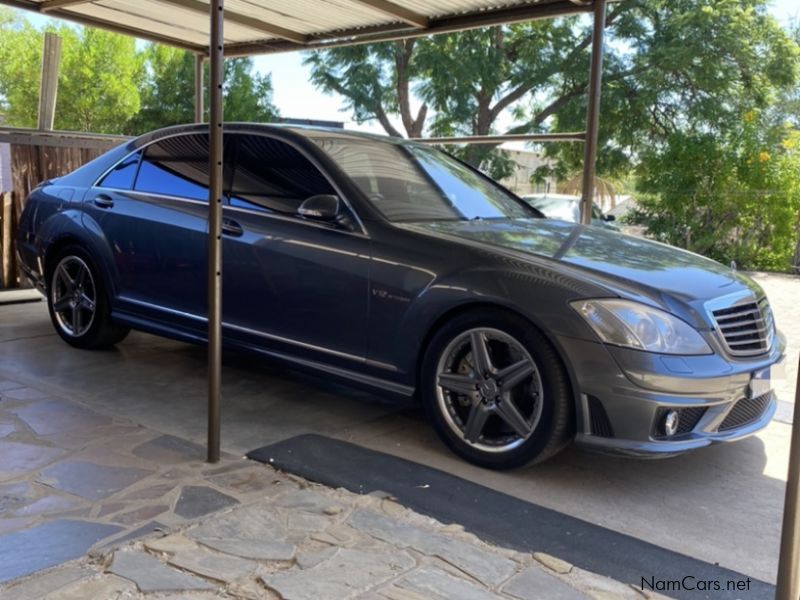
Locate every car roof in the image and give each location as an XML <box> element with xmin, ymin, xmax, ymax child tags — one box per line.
<box><xmin>130</xmin><ymin>122</ymin><xmax>420</xmax><ymax>150</ymax></box>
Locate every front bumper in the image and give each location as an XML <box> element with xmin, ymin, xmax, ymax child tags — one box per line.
<box><xmin>558</xmin><ymin>334</ymin><xmax>785</xmax><ymax>458</ymax></box>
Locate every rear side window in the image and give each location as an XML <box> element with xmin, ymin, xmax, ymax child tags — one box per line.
<box><xmin>230</xmin><ymin>134</ymin><xmax>335</xmax><ymax>214</ymax></box>
<box><xmin>98</xmin><ymin>151</ymin><xmax>141</xmax><ymax>190</ymax></box>
<box><xmin>134</xmin><ymin>134</ymin><xmax>223</xmax><ymax>202</ymax></box>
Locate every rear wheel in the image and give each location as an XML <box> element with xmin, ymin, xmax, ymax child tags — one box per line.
<box><xmin>47</xmin><ymin>246</ymin><xmax>129</xmax><ymax>349</ymax></box>
<box><xmin>421</xmin><ymin>309</ymin><xmax>573</xmax><ymax>469</ymax></box>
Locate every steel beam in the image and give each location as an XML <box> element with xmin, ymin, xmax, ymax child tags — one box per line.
<box><xmin>40</xmin><ymin>0</ymin><xmax>92</xmax><ymax>10</ymax></box>
<box><xmin>0</xmin><ymin>0</ymin><xmax>207</xmax><ymax>54</ymax></box>
<box><xmin>225</xmin><ymin>0</ymin><xmax>592</xmax><ymax>56</ymax></box>
<box><xmin>777</xmin><ymin>356</ymin><xmax>800</xmax><ymax>600</ymax></box>
<box><xmin>351</xmin><ymin>0</ymin><xmax>428</xmax><ymax>28</ymax></box>
<box><xmin>195</xmin><ymin>54</ymin><xmax>204</xmax><ymax>124</ymax></box>
<box><xmin>159</xmin><ymin>0</ymin><xmax>307</xmax><ymax>44</ymax></box>
<box><xmin>0</xmin><ymin>126</ymin><xmax>128</xmax><ymax>150</ymax></box>
<box><xmin>579</xmin><ymin>0</ymin><xmax>606</xmax><ymax>225</ymax></box>
<box><xmin>37</xmin><ymin>32</ymin><xmax>62</xmax><ymax>131</ymax></box>
<box><xmin>415</xmin><ymin>132</ymin><xmax>586</xmax><ymax>144</ymax></box>
<box><xmin>207</xmin><ymin>0</ymin><xmax>224</xmax><ymax>463</ymax></box>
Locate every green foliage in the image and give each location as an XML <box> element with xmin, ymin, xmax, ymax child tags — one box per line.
<box><xmin>0</xmin><ymin>8</ymin><xmax>278</xmax><ymax>135</ymax></box>
<box><xmin>307</xmin><ymin>0</ymin><xmax>800</xmax><ymax>269</ymax></box>
<box><xmin>58</xmin><ymin>28</ymin><xmax>143</xmax><ymax>133</ymax></box>
<box><xmin>631</xmin><ymin>112</ymin><xmax>800</xmax><ymax>270</ymax></box>
<box><xmin>126</xmin><ymin>46</ymin><xmax>278</xmax><ymax>135</ymax></box>
<box><xmin>0</xmin><ymin>10</ymin><xmax>142</xmax><ymax>133</ymax></box>
<box><xmin>531</xmin><ymin>0</ymin><xmax>800</xmax><ymax>177</ymax></box>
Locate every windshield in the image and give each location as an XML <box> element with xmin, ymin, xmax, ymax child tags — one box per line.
<box><xmin>309</xmin><ymin>134</ymin><xmax>536</xmax><ymax>222</ymax></box>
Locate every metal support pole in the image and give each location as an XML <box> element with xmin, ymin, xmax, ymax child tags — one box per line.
<box><xmin>194</xmin><ymin>54</ymin><xmax>205</xmax><ymax>123</ymax></box>
<box><xmin>579</xmin><ymin>0</ymin><xmax>606</xmax><ymax>225</ymax></box>
<box><xmin>37</xmin><ymin>32</ymin><xmax>62</xmax><ymax>131</ymax></box>
<box><xmin>207</xmin><ymin>0</ymin><xmax>224</xmax><ymax>463</ymax></box>
<box><xmin>776</xmin><ymin>355</ymin><xmax>800</xmax><ymax>600</ymax></box>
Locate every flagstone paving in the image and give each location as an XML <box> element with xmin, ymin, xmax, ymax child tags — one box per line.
<box><xmin>0</xmin><ymin>374</ymin><xmax>670</xmax><ymax>599</ymax></box>
<box><xmin>2</xmin><ymin>479</ymin><xmax>668</xmax><ymax>600</ymax></box>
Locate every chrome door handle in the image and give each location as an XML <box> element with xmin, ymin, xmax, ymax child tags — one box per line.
<box><xmin>222</xmin><ymin>219</ymin><xmax>244</xmax><ymax>237</ymax></box>
<box><xmin>94</xmin><ymin>194</ymin><xmax>114</xmax><ymax>209</ymax></box>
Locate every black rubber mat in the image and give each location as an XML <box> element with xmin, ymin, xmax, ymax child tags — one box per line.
<box><xmin>248</xmin><ymin>434</ymin><xmax>773</xmax><ymax>600</ymax></box>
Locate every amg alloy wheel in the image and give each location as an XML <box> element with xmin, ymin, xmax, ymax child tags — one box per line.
<box><xmin>436</xmin><ymin>328</ymin><xmax>544</xmax><ymax>453</ymax></box>
<box><xmin>51</xmin><ymin>255</ymin><xmax>97</xmax><ymax>338</ymax></box>
<box><xmin>47</xmin><ymin>246</ymin><xmax>129</xmax><ymax>349</ymax></box>
<box><xmin>422</xmin><ymin>309</ymin><xmax>573</xmax><ymax>469</ymax></box>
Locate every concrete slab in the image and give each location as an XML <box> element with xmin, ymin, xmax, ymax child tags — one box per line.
<box><xmin>0</xmin><ymin>289</ymin><xmax>42</xmax><ymax>305</ymax></box>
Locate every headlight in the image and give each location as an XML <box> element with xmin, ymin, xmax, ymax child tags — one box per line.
<box><xmin>571</xmin><ymin>299</ymin><xmax>712</xmax><ymax>355</ymax></box>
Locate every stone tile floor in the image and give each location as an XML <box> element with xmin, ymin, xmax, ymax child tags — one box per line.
<box><xmin>0</xmin><ymin>374</ymin><xmax>666</xmax><ymax>599</ymax></box>
<box><xmin>0</xmin><ymin>375</ymin><xmax>274</xmax><ymax>584</ymax></box>
<box><xmin>1</xmin><ymin>480</ymin><xmax>668</xmax><ymax>600</ymax></box>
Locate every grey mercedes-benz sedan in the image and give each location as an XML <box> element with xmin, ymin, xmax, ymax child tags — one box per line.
<box><xmin>17</xmin><ymin>124</ymin><xmax>784</xmax><ymax>469</ymax></box>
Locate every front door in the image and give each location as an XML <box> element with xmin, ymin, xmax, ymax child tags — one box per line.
<box><xmin>221</xmin><ymin>133</ymin><xmax>370</xmax><ymax>365</ymax></box>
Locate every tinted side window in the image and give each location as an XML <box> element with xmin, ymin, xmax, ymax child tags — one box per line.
<box><xmin>230</xmin><ymin>135</ymin><xmax>335</xmax><ymax>214</ymax></box>
<box><xmin>98</xmin><ymin>151</ymin><xmax>141</xmax><ymax>190</ymax></box>
<box><xmin>135</xmin><ymin>134</ymin><xmax>215</xmax><ymax>201</ymax></box>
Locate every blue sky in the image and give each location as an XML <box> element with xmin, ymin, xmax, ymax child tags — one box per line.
<box><xmin>20</xmin><ymin>0</ymin><xmax>800</xmax><ymax>137</ymax></box>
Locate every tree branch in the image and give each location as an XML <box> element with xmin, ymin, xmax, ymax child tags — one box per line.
<box><xmin>375</xmin><ymin>102</ymin><xmax>404</xmax><ymax>138</ymax></box>
<box><xmin>395</xmin><ymin>39</ymin><xmax>420</xmax><ymax>137</ymax></box>
<box><xmin>489</xmin><ymin>82</ymin><xmax>535</xmax><ymax>122</ymax></box>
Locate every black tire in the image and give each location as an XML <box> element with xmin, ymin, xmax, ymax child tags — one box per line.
<box><xmin>421</xmin><ymin>308</ymin><xmax>573</xmax><ymax>470</ymax></box>
<box><xmin>46</xmin><ymin>245</ymin><xmax>129</xmax><ymax>349</ymax></box>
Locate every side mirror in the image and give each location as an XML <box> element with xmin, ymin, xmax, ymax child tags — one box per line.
<box><xmin>298</xmin><ymin>194</ymin><xmax>341</xmax><ymax>221</ymax></box>
<box><xmin>603</xmin><ymin>214</ymin><xmax>616</xmax><ymax>222</ymax></box>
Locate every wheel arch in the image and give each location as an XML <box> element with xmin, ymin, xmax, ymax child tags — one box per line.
<box><xmin>42</xmin><ymin>225</ymin><xmax>119</xmax><ymax>300</ymax></box>
<box><xmin>44</xmin><ymin>235</ymin><xmax>85</xmax><ymax>281</ymax></box>
<box><xmin>415</xmin><ymin>301</ymin><xmax>581</xmax><ymax>419</ymax></box>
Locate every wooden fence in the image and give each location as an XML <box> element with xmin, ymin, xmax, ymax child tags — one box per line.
<box><xmin>0</xmin><ymin>128</ymin><xmax>127</xmax><ymax>289</ymax></box>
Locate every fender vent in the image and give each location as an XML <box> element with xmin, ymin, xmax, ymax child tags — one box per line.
<box><xmin>587</xmin><ymin>395</ymin><xmax>614</xmax><ymax>438</ymax></box>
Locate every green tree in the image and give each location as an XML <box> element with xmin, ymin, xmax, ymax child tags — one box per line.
<box><xmin>305</xmin><ymin>1</ymin><xmax>798</xmax><ymax>180</ymax></box>
<box><xmin>0</xmin><ymin>9</ymin><xmax>143</xmax><ymax>133</ymax></box>
<box><xmin>539</xmin><ymin>0</ymin><xmax>800</xmax><ymax>179</ymax></box>
<box><xmin>632</xmin><ymin>111</ymin><xmax>800</xmax><ymax>270</ymax></box>
<box><xmin>126</xmin><ymin>45</ymin><xmax>279</xmax><ymax>134</ymax></box>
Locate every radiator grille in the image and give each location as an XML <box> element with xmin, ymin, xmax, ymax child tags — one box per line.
<box><xmin>710</xmin><ymin>297</ymin><xmax>774</xmax><ymax>357</ymax></box>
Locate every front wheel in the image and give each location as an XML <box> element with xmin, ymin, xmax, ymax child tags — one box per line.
<box><xmin>421</xmin><ymin>310</ymin><xmax>573</xmax><ymax>469</ymax></box>
<box><xmin>47</xmin><ymin>246</ymin><xmax>129</xmax><ymax>349</ymax></box>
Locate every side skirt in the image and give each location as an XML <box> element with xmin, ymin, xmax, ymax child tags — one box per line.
<box><xmin>111</xmin><ymin>310</ymin><xmax>416</xmax><ymax>400</ymax></box>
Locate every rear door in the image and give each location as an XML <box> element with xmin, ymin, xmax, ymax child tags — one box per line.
<box><xmin>84</xmin><ymin>133</ymin><xmax>232</xmax><ymax>329</ymax></box>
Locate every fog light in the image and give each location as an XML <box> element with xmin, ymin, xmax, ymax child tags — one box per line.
<box><xmin>663</xmin><ymin>410</ymin><xmax>680</xmax><ymax>437</ymax></box>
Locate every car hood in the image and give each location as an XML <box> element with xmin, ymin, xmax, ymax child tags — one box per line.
<box><xmin>404</xmin><ymin>218</ymin><xmax>763</xmax><ymax>315</ymax></box>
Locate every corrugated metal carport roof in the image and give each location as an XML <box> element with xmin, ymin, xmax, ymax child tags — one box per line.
<box><xmin>0</xmin><ymin>0</ymin><xmax>593</xmax><ymax>55</ymax></box>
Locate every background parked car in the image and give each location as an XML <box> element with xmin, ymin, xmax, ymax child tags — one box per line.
<box><xmin>522</xmin><ymin>193</ymin><xmax>619</xmax><ymax>230</ymax></box>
